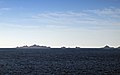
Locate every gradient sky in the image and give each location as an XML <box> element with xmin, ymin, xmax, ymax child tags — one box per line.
<box><xmin>0</xmin><ymin>0</ymin><xmax>120</xmax><ymax>48</ymax></box>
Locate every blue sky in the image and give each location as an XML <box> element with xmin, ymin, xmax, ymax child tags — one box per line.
<box><xmin>0</xmin><ymin>0</ymin><xmax>120</xmax><ymax>48</ymax></box>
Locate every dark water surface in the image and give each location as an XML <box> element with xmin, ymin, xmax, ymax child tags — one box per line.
<box><xmin>0</xmin><ymin>48</ymin><xmax>120</xmax><ymax>75</ymax></box>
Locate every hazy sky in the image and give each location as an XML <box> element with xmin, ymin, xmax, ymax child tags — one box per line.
<box><xmin>0</xmin><ymin>0</ymin><xmax>120</xmax><ymax>48</ymax></box>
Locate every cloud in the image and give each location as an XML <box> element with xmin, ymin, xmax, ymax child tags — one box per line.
<box><xmin>32</xmin><ymin>8</ymin><xmax>120</xmax><ymax>30</ymax></box>
<box><xmin>32</xmin><ymin>12</ymin><xmax>94</xmax><ymax>27</ymax></box>
<box><xmin>0</xmin><ymin>7</ymin><xmax>12</xmax><ymax>15</ymax></box>
<box><xmin>1</xmin><ymin>7</ymin><xmax>119</xmax><ymax>31</ymax></box>
<box><xmin>35</xmin><ymin>12</ymin><xmax>87</xmax><ymax>18</ymax></box>
<box><xmin>0</xmin><ymin>23</ymin><xmax>41</xmax><ymax>30</ymax></box>
<box><xmin>32</xmin><ymin>12</ymin><xmax>88</xmax><ymax>25</ymax></box>
<box><xmin>0</xmin><ymin>7</ymin><xmax>11</xmax><ymax>11</ymax></box>
<box><xmin>86</xmin><ymin>8</ymin><xmax>120</xmax><ymax>18</ymax></box>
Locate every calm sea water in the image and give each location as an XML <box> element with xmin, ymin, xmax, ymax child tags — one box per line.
<box><xmin>0</xmin><ymin>48</ymin><xmax>120</xmax><ymax>75</ymax></box>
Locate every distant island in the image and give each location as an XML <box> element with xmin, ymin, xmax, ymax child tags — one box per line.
<box><xmin>118</xmin><ymin>46</ymin><xmax>120</xmax><ymax>49</ymax></box>
<box><xmin>16</xmin><ymin>44</ymin><xmax>120</xmax><ymax>49</ymax></box>
<box><xmin>103</xmin><ymin>45</ymin><xmax>114</xmax><ymax>49</ymax></box>
<box><xmin>17</xmin><ymin>44</ymin><xmax>51</xmax><ymax>49</ymax></box>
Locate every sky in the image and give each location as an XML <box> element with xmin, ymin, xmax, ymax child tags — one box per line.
<box><xmin>0</xmin><ymin>0</ymin><xmax>120</xmax><ymax>48</ymax></box>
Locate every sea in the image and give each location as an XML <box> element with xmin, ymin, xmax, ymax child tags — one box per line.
<box><xmin>0</xmin><ymin>48</ymin><xmax>120</xmax><ymax>75</ymax></box>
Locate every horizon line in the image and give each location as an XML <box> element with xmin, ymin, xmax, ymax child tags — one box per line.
<box><xmin>0</xmin><ymin>44</ymin><xmax>119</xmax><ymax>48</ymax></box>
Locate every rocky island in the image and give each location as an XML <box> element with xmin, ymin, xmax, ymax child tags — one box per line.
<box><xmin>103</xmin><ymin>45</ymin><xmax>114</xmax><ymax>49</ymax></box>
<box><xmin>17</xmin><ymin>44</ymin><xmax>51</xmax><ymax>49</ymax></box>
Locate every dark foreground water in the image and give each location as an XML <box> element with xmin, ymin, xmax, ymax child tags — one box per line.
<box><xmin>0</xmin><ymin>48</ymin><xmax>120</xmax><ymax>75</ymax></box>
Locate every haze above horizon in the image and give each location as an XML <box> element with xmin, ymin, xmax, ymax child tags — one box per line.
<box><xmin>0</xmin><ymin>0</ymin><xmax>120</xmax><ymax>48</ymax></box>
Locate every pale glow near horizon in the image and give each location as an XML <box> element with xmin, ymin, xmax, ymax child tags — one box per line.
<box><xmin>0</xmin><ymin>27</ymin><xmax>120</xmax><ymax>48</ymax></box>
